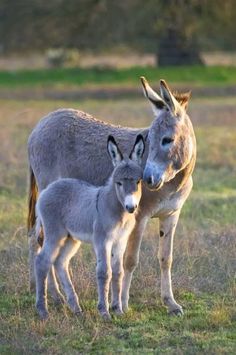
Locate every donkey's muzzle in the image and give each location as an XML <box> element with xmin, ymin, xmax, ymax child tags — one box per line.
<box><xmin>126</xmin><ymin>205</ymin><xmax>137</xmax><ymax>213</ymax></box>
<box><xmin>143</xmin><ymin>168</ymin><xmax>163</xmax><ymax>190</ymax></box>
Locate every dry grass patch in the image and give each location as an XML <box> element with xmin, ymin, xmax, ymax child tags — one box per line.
<box><xmin>0</xmin><ymin>97</ymin><xmax>236</xmax><ymax>353</ymax></box>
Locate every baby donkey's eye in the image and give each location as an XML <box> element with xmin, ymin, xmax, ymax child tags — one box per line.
<box><xmin>116</xmin><ymin>182</ymin><xmax>122</xmax><ymax>186</ymax></box>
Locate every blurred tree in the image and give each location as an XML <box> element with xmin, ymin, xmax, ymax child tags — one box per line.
<box><xmin>155</xmin><ymin>0</ymin><xmax>204</xmax><ymax>65</ymax></box>
<box><xmin>0</xmin><ymin>0</ymin><xmax>235</xmax><ymax>65</ymax></box>
<box><xmin>124</xmin><ymin>0</ymin><xmax>236</xmax><ymax>65</ymax></box>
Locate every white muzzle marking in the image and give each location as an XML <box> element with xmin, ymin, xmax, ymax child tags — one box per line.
<box><xmin>124</xmin><ymin>194</ymin><xmax>138</xmax><ymax>213</ymax></box>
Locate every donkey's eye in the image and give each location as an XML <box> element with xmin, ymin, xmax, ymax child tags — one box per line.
<box><xmin>162</xmin><ymin>137</ymin><xmax>174</xmax><ymax>146</ymax></box>
<box><xmin>116</xmin><ymin>182</ymin><xmax>122</xmax><ymax>186</ymax></box>
<box><xmin>136</xmin><ymin>180</ymin><xmax>141</xmax><ymax>185</ymax></box>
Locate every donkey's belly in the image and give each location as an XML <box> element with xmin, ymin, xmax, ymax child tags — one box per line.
<box><xmin>67</xmin><ymin>229</ymin><xmax>93</xmax><ymax>244</ymax></box>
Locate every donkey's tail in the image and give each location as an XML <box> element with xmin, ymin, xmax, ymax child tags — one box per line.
<box><xmin>35</xmin><ymin>211</ymin><xmax>42</xmax><ymax>245</ymax></box>
<box><xmin>27</xmin><ymin>166</ymin><xmax>38</xmax><ymax>233</ymax></box>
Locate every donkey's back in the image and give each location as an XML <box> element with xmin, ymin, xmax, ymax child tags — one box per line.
<box><xmin>28</xmin><ymin>109</ymin><xmax>143</xmax><ymax>191</ymax></box>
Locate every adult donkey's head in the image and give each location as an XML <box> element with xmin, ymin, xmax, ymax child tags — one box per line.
<box><xmin>141</xmin><ymin>77</ymin><xmax>196</xmax><ymax>190</ymax></box>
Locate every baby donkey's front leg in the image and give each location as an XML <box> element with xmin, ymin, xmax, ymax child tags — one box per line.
<box><xmin>111</xmin><ymin>241</ymin><xmax>127</xmax><ymax>315</ymax></box>
<box><xmin>94</xmin><ymin>241</ymin><xmax>112</xmax><ymax>320</ymax></box>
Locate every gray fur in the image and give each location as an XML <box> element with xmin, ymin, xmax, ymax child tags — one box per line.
<box><xmin>35</xmin><ymin>136</ymin><xmax>144</xmax><ymax>320</ymax></box>
<box><xmin>28</xmin><ymin>77</ymin><xmax>196</xmax><ymax>315</ymax></box>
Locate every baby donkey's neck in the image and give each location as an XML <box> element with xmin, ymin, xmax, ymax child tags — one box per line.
<box><xmin>98</xmin><ymin>179</ymin><xmax>126</xmax><ymax>221</ymax></box>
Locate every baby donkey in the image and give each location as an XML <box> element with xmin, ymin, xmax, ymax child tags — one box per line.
<box><xmin>35</xmin><ymin>134</ymin><xmax>145</xmax><ymax>320</ymax></box>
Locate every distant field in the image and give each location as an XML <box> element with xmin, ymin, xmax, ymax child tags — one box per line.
<box><xmin>0</xmin><ymin>65</ymin><xmax>236</xmax><ymax>88</ymax></box>
<box><xmin>0</xmin><ymin>97</ymin><xmax>236</xmax><ymax>353</ymax></box>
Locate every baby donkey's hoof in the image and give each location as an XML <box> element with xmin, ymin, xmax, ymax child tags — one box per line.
<box><xmin>36</xmin><ymin>301</ymin><xmax>49</xmax><ymax>320</ymax></box>
<box><xmin>73</xmin><ymin>309</ymin><xmax>84</xmax><ymax>317</ymax></box>
<box><xmin>99</xmin><ymin>311</ymin><xmax>112</xmax><ymax>321</ymax></box>
<box><xmin>111</xmin><ymin>304</ymin><xmax>124</xmax><ymax>316</ymax></box>
<box><xmin>53</xmin><ymin>295</ymin><xmax>66</xmax><ymax>307</ymax></box>
<box><xmin>37</xmin><ymin>308</ymin><xmax>49</xmax><ymax>321</ymax></box>
<box><xmin>168</xmin><ymin>307</ymin><xmax>184</xmax><ymax>317</ymax></box>
<box><xmin>69</xmin><ymin>303</ymin><xmax>83</xmax><ymax>317</ymax></box>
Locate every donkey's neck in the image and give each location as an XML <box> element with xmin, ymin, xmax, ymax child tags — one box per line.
<box><xmin>98</xmin><ymin>181</ymin><xmax>125</xmax><ymax>222</ymax></box>
<box><xmin>171</xmin><ymin>148</ymin><xmax>196</xmax><ymax>193</ymax></box>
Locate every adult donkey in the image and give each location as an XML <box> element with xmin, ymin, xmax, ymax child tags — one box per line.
<box><xmin>28</xmin><ymin>78</ymin><xmax>196</xmax><ymax>315</ymax></box>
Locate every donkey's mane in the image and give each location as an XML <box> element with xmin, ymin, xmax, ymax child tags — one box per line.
<box><xmin>173</xmin><ymin>91</ymin><xmax>191</xmax><ymax>106</ymax></box>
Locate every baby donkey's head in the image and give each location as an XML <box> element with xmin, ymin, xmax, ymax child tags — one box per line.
<box><xmin>107</xmin><ymin>134</ymin><xmax>145</xmax><ymax>214</ymax></box>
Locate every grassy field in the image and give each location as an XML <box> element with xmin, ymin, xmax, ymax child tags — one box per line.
<box><xmin>0</xmin><ymin>65</ymin><xmax>236</xmax><ymax>88</ymax></box>
<box><xmin>0</xmin><ymin>96</ymin><xmax>236</xmax><ymax>354</ymax></box>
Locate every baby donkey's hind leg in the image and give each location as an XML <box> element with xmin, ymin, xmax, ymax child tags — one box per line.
<box><xmin>94</xmin><ymin>241</ymin><xmax>112</xmax><ymax>320</ymax></box>
<box><xmin>47</xmin><ymin>266</ymin><xmax>65</xmax><ymax>306</ymax></box>
<box><xmin>54</xmin><ymin>237</ymin><xmax>82</xmax><ymax>315</ymax></box>
<box><xmin>35</xmin><ymin>236</ymin><xmax>63</xmax><ymax>320</ymax></box>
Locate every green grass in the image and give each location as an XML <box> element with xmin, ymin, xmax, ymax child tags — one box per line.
<box><xmin>0</xmin><ymin>290</ymin><xmax>235</xmax><ymax>354</ymax></box>
<box><xmin>0</xmin><ymin>97</ymin><xmax>236</xmax><ymax>354</ymax></box>
<box><xmin>0</xmin><ymin>65</ymin><xmax>236</xmax><ymax>88</ymax></box>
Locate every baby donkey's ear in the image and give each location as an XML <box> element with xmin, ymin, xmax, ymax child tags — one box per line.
<box><xmin>130</xmin><ymin>134</ymin><xmax>145</xmax><ymax>165</ymax></box>
<box><xmin>107</xmin><ymin>135</ymin><xmax>123</xmax><ymax>167</ymax></box>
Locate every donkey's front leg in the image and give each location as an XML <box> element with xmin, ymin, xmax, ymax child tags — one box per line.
<box><xmin>94</xmin><ymin>242</ymin><xmax>112</xmax><ymax>320</ymax></box>
<box><xmin>159</xmin><ymin>210</ymin><xmax>183</xmax><ymax>316</ymax></box>
<box><xmin>111</xmin><ymin>242</ymin><xmax>127</xmax><ymax>315</ymax></box>
<box><xmin>122</xmin><ymin>218</ymin><xmax>148</xmax><ymax>312</ymax></box>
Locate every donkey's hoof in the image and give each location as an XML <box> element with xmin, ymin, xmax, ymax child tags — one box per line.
<box><xmin>121</xmin><ymin>301</ymin><xmax>129</xmax><ymax>313</ymax></box>
<box><xmin>168</xmin><ymin>307</ymin><xmax>184</xmax><ymax>317</ymax></box>
<box><xmin>38</xmin><ymin>309</ymin><xmax>49</xmax><ymax>321</ymax></box>
<box><xmin>74</xmin><ymin>309</ymin><xmax>83</xmax><ymax>317</ymax></box>
<box><xmin>114</xmin><ymin>310</ymin><xmax>124</xmax><ymax>317</ymax></box>
<box><xmin>111</xmin><ymin>305</ymin><xmax>124</xmax><ymax>316</ymax></box>
<box><xmin>100</xmin><ymin>312</ymin><xmax>112</xmax><ymax>321</ymax></box>
<box><xmin>53</xmin><ymin>295</ymin><xmax>66</xmax><ymax>307</ymax></box>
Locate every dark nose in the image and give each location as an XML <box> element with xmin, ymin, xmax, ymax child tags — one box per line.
<box><xmin>143</xmin><ymin>173</ymin><xmax>155</xmax><ymax>188</ymax></box>
<box><xmin>125</xmin><ymin>205</ymin><xmax>136</xmax><ymax>213</ymax></box>
<box><xmin>144</xmin><ymin>165</ymin><xmax>164</xmax><ymax>190</ymax></box>
<box><xmin>146</xmin><ymin>175</ymin><xmax>153</xmax><ymax>186</ymax></box>
<box><xmin>143</xmin><ymin>170</ymin><xmax>163</xmax><ymax>190</ymax></box>
<box><xmin>143</xmin><ymin>168</ymin><xmax>154</xmax><ymax>187</ymax></box>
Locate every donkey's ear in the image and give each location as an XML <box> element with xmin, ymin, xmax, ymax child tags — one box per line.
<box><xmin>130</xmin><ymin>134</ymin><xmax>145</xmax><ymax>165</ymax></box>
<box><xmin>107</xmin><ymin>135</ymin><xmax>123</xmax><ymax>167</ymax></box>
<box><xmin>160</xmin><ymin>79</ymin><xmax>183</xmax><ymax>115</ymax></box>
<box><xmin>140</xmin><ymin>76</ymin><xmax>166</xmax><ymax>116</ymax></box>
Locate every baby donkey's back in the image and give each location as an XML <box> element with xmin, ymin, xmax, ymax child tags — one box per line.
<box><xmin>35</xmin><ymin>134</ymin><xmax>145</xmax><ymax>320</ymax></box>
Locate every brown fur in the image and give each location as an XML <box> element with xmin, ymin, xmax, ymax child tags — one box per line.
<box><xmin>173</xmin><ymin>91</ymin><xmax>191</xmax><ymax>109</ymax></box>
<box><xmin>27</xmin><ymin>167</ymin><xmax>38</xmax><ymax>232</ymax></box>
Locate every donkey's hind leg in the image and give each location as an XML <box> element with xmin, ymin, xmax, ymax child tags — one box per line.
<box><xmin>35</xmin><ymin>236</ymin><xmax>64</xmax><ymax>320</ymax></box>
<box><xmin>36</xmin><ymin>221</ymin><xmax>65</xmax><ymax>305</ymax></box>
<box><xmin>47</xmin><ymin>266</ymin><xmax>65</xmax><ymax>305</ymax></box>
<box><xmin>54</xmin><ymin>237</ymin><xmax>82</xmax><ymax>315</ymax></box>
<box><xmin>28</xmin><ymin>226</ymin><xmax>40</xmax><ymax>292</ymax></box>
